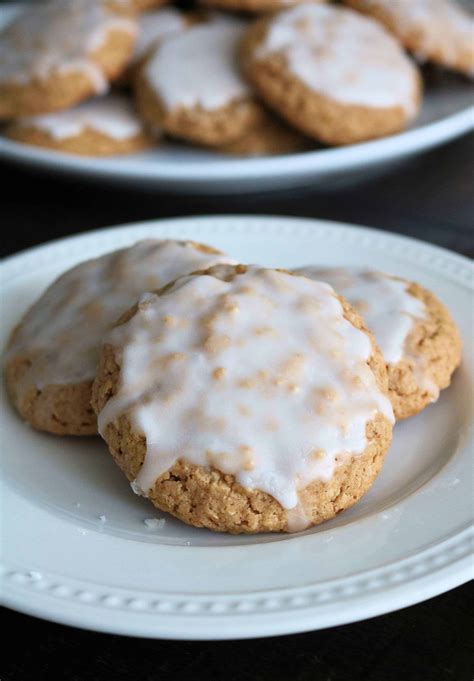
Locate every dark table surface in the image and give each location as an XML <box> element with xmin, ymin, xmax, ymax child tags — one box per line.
<box><xmin>2</xmin><ymin>134</ymin><xmax>473</xmax><ymax>681</ymax></box>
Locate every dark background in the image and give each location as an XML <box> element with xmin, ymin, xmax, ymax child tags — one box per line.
<box><xmin>1</xmin><ymin>134</ymin><xmax>473</xmax><ymax>680</ymax></box>
<box><xmin>1</xmin><ymin>134</ymin><xmax>474</xmax><ymax>257</ymax></box>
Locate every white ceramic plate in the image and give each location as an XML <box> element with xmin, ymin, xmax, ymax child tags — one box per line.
<box><xmin>0</xmin><ymin>6</ymin><xmax>473</xmax><ymax>193</ymax></box>
<box><xmin>1</xmin><ymin>216</ymin><xmax>473</xmax><ymax>639</ymax></box>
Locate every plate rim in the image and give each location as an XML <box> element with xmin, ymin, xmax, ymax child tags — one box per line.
<box><xmin>1</xmin><ymin>215</ymin><xmax>473</xmax><ymax>639</ymax></box>
<box><xmin>2</xmin><ymin>213</ymin><xmax>473</xmax><ymax>274</ymax></box>
<box><xmin>1</xmin><ymin>107</ymin><xmax>472</xmax><ymax>183</ymax></box>
<box><xmin>2</xmin><ymin>528</ymin><xmax>472</xmax><ymax>639</ymax></box>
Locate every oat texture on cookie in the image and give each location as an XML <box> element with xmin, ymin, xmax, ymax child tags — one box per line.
<box><xmin>241</xmin><ymin>4</ymin><xmax>421</xmax><ymax>145</ymax></box>
<box><xmin>0</xmin><ymin>0</ymin><xmax>137</xmax><ymax>119</ymax></box>
<box><xmin>5</xmin><ymin>240</ymin><xmax>234</xmax><ymax>435</ymax></box>
<box><xmin>93</xmin><ymin>264</ymin><xmax>394</xmax><ymax>533</ymax></box>
<box><xmin>297</xmin><ymin>267</ymin><xmax>462</xmax><ymax>419</ymax></box>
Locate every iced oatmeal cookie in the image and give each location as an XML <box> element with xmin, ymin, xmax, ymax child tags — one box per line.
<box><xmin>135</xmin><ymin>18</ymin><xmax>263</xmax><ymax>146</ymax></box>
<box><xmin>4</xmin><ymin>94</ymin><xmax>154</xmax><ymax>156</ymax></box>
<box><xmin>5</xmin><ymin>240</ymin><xmax>234</xmax><ymax>435</ymax></box>
<box><xmin>0</xmin><ymin>0</ymin><xmax>137</xmax><ymax>119</ymax></box>
<box><xmin>346</xmin><ymin>0</ymin><xmax>474</xmax><ymax>77</ymax></box>
<box><xmin>241</xmin><ymin>4</ymin><xmax>421</xmax><ymax>145</ymax></box>
<box><xmin>297</xmin><ymin>267</ymin><xmax>462</xmax><ymax>419</ymax></box>
<box><xmin>92</xmin><ymin>264</ymin><xmax>394</xmax><ymax>533</ymax></box>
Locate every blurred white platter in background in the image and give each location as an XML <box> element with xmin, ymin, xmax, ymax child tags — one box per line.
<box><xmin>0</xmin><ymin>5</ymin><xmax>473</xmax><ymax>193</ymax></box>
<box><xmin>1</xmin><ymin>216</ymin><xmax>472</xmax><ymax>639</ymax></box>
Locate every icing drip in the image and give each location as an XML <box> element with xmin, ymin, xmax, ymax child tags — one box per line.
<box><xmin>97</xmin><ymin>266</ymin><xmax>393</xmax><ymax>511</ymax></box>
<box><xmin>297</xmin><ymin>267</ymin><xmax>439</xmax><ymax>400</ymax></box>
<box><xmin>256</xmin><ymin>4</ymin><xmax>419</xmax><ymax>116</ymax></box>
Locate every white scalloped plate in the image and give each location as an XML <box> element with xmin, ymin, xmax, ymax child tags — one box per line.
<box><xmin>1</xmin><ymin>216</ymin><xmax>473</xmax><ymax>639</ymax></box>
<box><xmin>1</xmin><ymin>6</ymin><xmax>473</xmax><ymax>193</ymax></box>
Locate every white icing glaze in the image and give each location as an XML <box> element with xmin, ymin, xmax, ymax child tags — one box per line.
<box><xmin>144</xmin><ymin>518</ymin><xmax>166</xmax><ymax>530</ymax></box>
<box><xmin>7</xmin><ymin>240</ymin><xmax>234</xmax><ymax>390</ymax></box>
<box><xmin>15</xmin><ymin>94</ymin><xmax>145</xmax><ymax>140</ymax></box>
<box><xmin>0</xmin><ymin>0</ymin><xmax>137</xmax><ymax>91</ymax></box>
<box><xmin>256</xmin><ymin>4</ymin><xmax>419</xmax><ymax>115</ymax></box>
<box><xmin>97</xmin><ymin>266</ymin><xmax>393</xmax><ymax>512</ymax></box>
<box><xmin>297</xmin><ymin>267</ymin><xmax>439</xmax><ymax>400</ymax></box>
<box><xmin>132</xmin><ymin>8</ymin><xmax>188</xmax><ymax>63</ymax></box>
<box><xmin>355</xmin><ymin>0</ymin><xmax>474</xmax><ymax>75</ymax></box>
<box><xmin>144</xmin><ymin>18</ymin><xmax>252</xmax><ymax>111</ymax></box>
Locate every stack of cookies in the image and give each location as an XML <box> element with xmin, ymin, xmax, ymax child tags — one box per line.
<box><xmin>5</xmin><ymin>239</ymin><xmax>462</xmax><ymax>533</ymax></box>
<box><xmin>0</xmin><ymin>0</ymin><xmax>472</xmax><ymax>156</ymax></box>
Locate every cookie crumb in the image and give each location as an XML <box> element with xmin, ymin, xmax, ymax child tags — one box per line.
<box><xmin>131</xmin><ymin>480</ymin><xmax>145</xmax><ymax>496</ymax></box>
<box><xmin>28</xmin><ymin>570</ymin><xmax>42</xmax><ymax>582</ymax></box>
<box><xmin>144</xmin><ymin>518</ymin><xmax>166</xmax><ymax>530</ymax></box>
